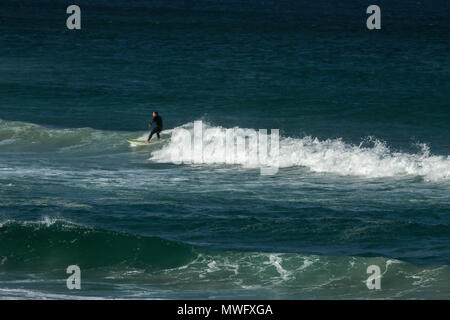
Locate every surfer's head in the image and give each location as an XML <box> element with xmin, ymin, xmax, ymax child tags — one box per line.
<box><xmin>153</xmin><ymin>111</ymin><xmax>158</xmax><ymax>117</ymax></box>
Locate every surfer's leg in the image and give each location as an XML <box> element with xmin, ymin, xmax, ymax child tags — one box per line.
<box><xmin>147</xmin><ymin>129</ymin><xmax>156</xmax><ymax>142</ymax></box>
<box><xmin>147</xmin><ymin>127</ymin><xmax>162</xmax><ymax>142</ymax></box>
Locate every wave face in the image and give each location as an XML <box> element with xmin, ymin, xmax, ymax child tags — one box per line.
<box><xmin>0</xmin><ymin>119</ymin><xmax>127</xmax><ymax>154</ymax></box>
<box><xmin>151</xmin><ymin>122</ymin><xmax>450</xmax><ymax>181</ymax></box>
<box><xmin>0</xmin><ymin>219</ymin><xmax>194</xmax><ymax>271</ymax></box>
<box><xmin>0</xmin><ymin>219</ymin><xmax>449</xmax><ymax>299</ymax></box>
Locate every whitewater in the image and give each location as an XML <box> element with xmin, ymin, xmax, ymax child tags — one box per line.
<box><xmin>2</xmin><ymin>119</ymin><xmax>449</xmax><ymax>181</ymax></box>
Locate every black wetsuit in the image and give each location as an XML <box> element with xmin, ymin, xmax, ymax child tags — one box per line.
<box><xmin>148</xmin><ymin>115</ymin><xmax>163</xmax><ymax>142</ymax></box>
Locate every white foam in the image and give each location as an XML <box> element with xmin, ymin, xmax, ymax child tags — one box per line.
<box><xmin>0</xmin><ymin>288</ymin><xmax>105</xmax><ymax>300</ymax></box>
<box><xmin>263</xmin><ymin>254</ymin><xmax>292</xmax><ymax>282</ymax></box>
<box><xmin>0</xmin><ymin>217</ymin><xmax>77</xmax><ymax>229</ymax></box>
<box><xmin>150</xmin><ymin>122</ymin><xmax>450</xmax><ymax>181</ymax></box>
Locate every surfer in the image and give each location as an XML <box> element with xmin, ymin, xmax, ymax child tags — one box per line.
<box><xmin>146</xmin><ymin>111</ymin><xmax>163</xmax><ymax>143</ymax></box>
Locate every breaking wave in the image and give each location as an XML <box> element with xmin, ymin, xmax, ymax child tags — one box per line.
<box><xmin>151</xmin><ymin>121</ymin><xmax>450</xmax><ymax>181</ymax></box>
<box><xmin>0</xmin><ymin>218</ymin><xmax>448</xmax><ymax>299</ymax></box>
<box><xmin>1</xmin><ymin>119</ymin><xmax>449</xmax><ymax>180</ymax></box>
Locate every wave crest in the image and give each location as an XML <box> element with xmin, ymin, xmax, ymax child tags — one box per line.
<box><xmin>151</xmin><ymin>122</ymin><xmax>450</xmax><ymax>181</ymax></box>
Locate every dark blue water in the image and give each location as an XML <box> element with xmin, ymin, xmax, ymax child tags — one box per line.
<box><xmin>0</xmin><ymin>0</ymin><xmax>449</xmax><ymax>299</ymax></box>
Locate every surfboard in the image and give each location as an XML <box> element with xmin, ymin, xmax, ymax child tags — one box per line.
<box><xmin>127</xmin><ymin>139</ymin><xmax>149</xmax><ymax>146</ymax></box>
<box><xmin>127</xmin><ymin>132</ymin><xmax>170</xmax><ymax>146</ymax></box>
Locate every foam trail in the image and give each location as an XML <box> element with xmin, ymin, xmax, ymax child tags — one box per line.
<box><xmin>150</xmin><ymin>122</ymin><xmax>450</xmax><ymax>181</ymax></box>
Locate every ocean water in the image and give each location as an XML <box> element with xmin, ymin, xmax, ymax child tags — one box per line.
<box><xmin>0</xmin><ymin>0</ymin><xmax>449</xmax><ymax>299</ymax></box>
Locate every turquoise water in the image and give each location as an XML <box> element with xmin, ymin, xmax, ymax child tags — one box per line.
<box><xmin>0</xmin><ymin>0</ymin><xmax>449</xmax><ymax>299</ymax></box>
